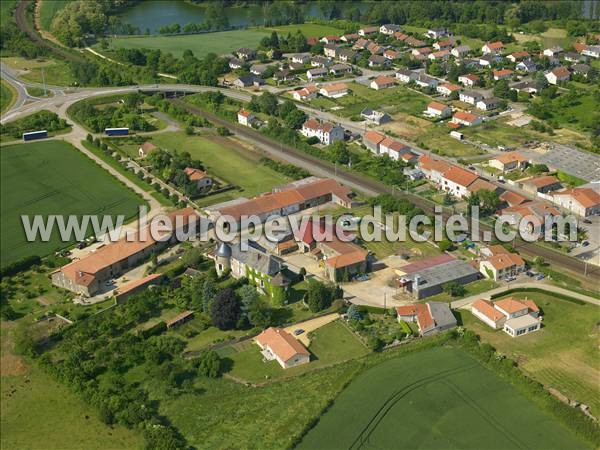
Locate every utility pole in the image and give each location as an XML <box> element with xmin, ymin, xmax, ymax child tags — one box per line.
<box><xmin>41</xmin><ymin>66</ymin><xmax>47</xmax><ymax>97</ymax></box>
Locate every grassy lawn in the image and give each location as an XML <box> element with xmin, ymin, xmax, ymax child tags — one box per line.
<box><xmin>226</xmin><ymin>320</ymin><xmax>368</xmax><ymax>383</ymax></box>
<box><xmin>419</xmin><ymin>125</ymin><xmax>486</xmax><ymax>158</ymax></box>
<box><xmin>0</xmin><ymin>140</ymin><xmax>144</xmax><ymax>266</ymax></box>
<box><xmin>147</xmin><ymin>131</ymin><xmax>290</xmax><ymax>197</ymax></box>
<box><xmin>25</xmin><ymin>86</ymin><xmax>53</xmax><ymax>98</ymax></box>
<box><xmin>298</xmin><ymin>346</ymin><xmax>588</xmax><ymax>450</ymax></box>
<box><xmin>538</xmin><ymin>92</ymin><xmax>599</xmax><ymax>135</ymax></box>
<box><xmin>425</xmin><ymin>278</ymin><xmax>498</xmax><ymax>303</ymax></box>
<box><xmin>459</xmin><ymin>291</ymin><xmax>600</xmax><ymax>416</ymax></box>
<box><xmin>0</xmin><ymin>1</ymin><xmax>17</xmax><ymax>27</ymax></box>
<box><xmin>1</xmin><ymin>80</ymin><xmax>16</xmax><ymax>114</ymax></box>
<box><xmin>1</xmin><ymin>57</ymin><xmax>76</xmax><ymax>87</ymax></box>
<box><xmin>265</xmin><ymin>23</ymin><xmax>343</xmax><ymax>37</ymax></box>
<box><xmin>38</xmin><ymin>0</ymin><xmax>71</xmax><ymax>31</ymax></box>
<box><xmin>101</xmin><ymin>28</ymin><xmax>270</xmax><ymax>59</ymax></box>
<box><xmin>1</xmin><ymin>325</ymin><xmax>142</xmax><ymax>450</ymax></box>
<box><xmin>323</xmin><ymin>82</ymin><xmax>430</xmax><ymax>119</ymax></box>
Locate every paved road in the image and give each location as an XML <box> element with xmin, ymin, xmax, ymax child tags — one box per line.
<box><xmin>450</xmin><ymin>282</ymin><xmax>600</xmax><ymax>309</ymax></box>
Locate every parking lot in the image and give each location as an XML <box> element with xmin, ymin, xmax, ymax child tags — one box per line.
<box><xmin>522</xmin><ymin>144</ymin><xmax>600</xmax><ymax>182</ymax></box>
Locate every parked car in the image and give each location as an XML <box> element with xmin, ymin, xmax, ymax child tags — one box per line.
<box><xmin>293</xmin><ymin>329</ymin><xmax>305</xmax><ymax>336</ymax></box>
<box><xmin>582</xmin><ymin>240</ymin><xmax>590</xmax><ymax>247</ymax></box>
<box><xmin>534</xmin><ymin>274</ymin><xmax>545</xmax><ymax>281</ymax></box>
<box><xmin>354</xmin><ymin>274</ymin><xmax>370</xmax><ymax>282</ymax></box>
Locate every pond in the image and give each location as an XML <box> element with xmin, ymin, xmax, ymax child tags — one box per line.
<box><xmin>116</xmin><ymin>1</ymin><xmax>368</xmax><ymax>34</ymax></box>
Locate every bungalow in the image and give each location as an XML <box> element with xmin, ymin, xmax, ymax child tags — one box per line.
<box><xmin>370</xmin><ymin>75</ymin><xmax>396</xmax><ymax>90</ymax></box>
<box><xmin>341</xmin><ymin>33</ymin><xmax>360</xmax><ymax>43</ymax></box>
<box><xmin>482</xmin><ymin>41</ymin><xmax>504</xmax><ymax>55</ymax></box>
<box><xmin>510</xmin><ymin>80</ymin><xmax>539</xmax><ymax>94</ymax></box>
<box><xmin>507</xmin><ymin>51</ymin><xmax>530</xmax><ymax>62</ymax></box>
<box><xmin>428</xmin><ymin>49</ymin><xmax>451</xmax><ymax>61</ymax></box>
<box><xmin>516</xmin><ymin>59</ymin><xmax>537</xmax><ymax>72</ymax></box>
<box><xmin>380</xmin><ymin>24</ymin><xmax>400</xmax><ymax>35</ymax></box>
<box><xmin>412</xmin><ymin>46</ymin><xmax>433</xmax><ymax>57</ymax></box>
<box><xmin>358</xmin><ymin>26</ymin><xmax>379</xmax><ymax>36</ymax></box>
<box><xmin>459</xmin><ymin>90</ymin><xmax>483</xmax><ymax>105</ymax></box>
<box><xmin>552</xmin><ymin>187</ymin><xmax>600</xmax><ymax>217</ymax></box>
<box><xmin>323</xmin><ymin>43</ymin><xmax>339</xmax><ymax>58</ymax></box>
<box><xmin>319</xmin><ymin>82</ymin><xmax>349</xmax><ymax>98</ymax></box>
<box><xmin>337</xmin><ymin>49</ymin><xmax>356</xmax><ymax>63</ymax></box>
<box><xmin>310</xmin><ymin>56</ymin><xmax>332</xmax><ymax>67</ymax></box>
<box><xmin>572</xmin><ymin>63</ymin><xmax>591</xmax><ymax>77</ymax></box>
<box><xmin>493</xmin><ymin>68</ymin><xmax>514</xmax><ymax>80</ymax></box>
<box><xmin>233</xmin><ymin>75</ymin><xmax>264</xmax><ymax>88</ymax></box>
<box><xmin>521</xmin><ymin>175</ymin><xmax>562</xmax><ymax>194</ymax></box>
<box><xmin>384</xmin><ymin>49</ymin><xmax>401</xmax><ymax>60</ymax></box>
<box><xmin>291</xmin><ymin>53</ymin><xmax>311</xmax><ymax>64</ymax></box>
<box><xmin>415</xmin><ymin>73</ymin><xmax>438</xmax><ymax>89</ymax></box>
<box><xmin>255</xmin><ymin>327</ymin><xmax>310</xmax><ymax>369</ymax></box>
<box><xmin>396</xmin><ymin>69</ymin><xmax>418</xmax><ymax>83</ymax></box>
<box><xmin>368</xmin><ymin>54</ymin><xmax>389</xmax><ymax>68</ymax></box>
<box><xmin>489</xmin><ymin>152</ymin><xmax>528</xmax><ymax>172</ymax></box>
<box><xmin>545</xmin><ymin>66</ymin><xmax>570</xmax><ymax>85</ymax></box>
<box><xmin>452</xmin><ymin>111</ymin><xmax>482</xmax><ymax>127</ymax></box>
<box><xmin>451</xmin><ymin>45</ymin><xmax>471</xmax><ymax>58</ymax></box>
<box><xmin>458</xmin><ymin>73</ymin><xmax>480</xmax><ymax>87</ymax></box>
<box><xmin>480</xmin><ymin>251</ymin><xmax>526</xmax><ymax>281</ymax></box>
<box><xmin>363</xmin><ymin>130</ymin><xmax>386</xmax><ymax>154</ymax></box>
<box><xmin>184</xmin><ymin>167</ymin><xmax>212</xmax><ymax>190</ymax></box>
<box><xmin>306</xmin><ymin>67</ymin><xmax>328</xmax><ymax>80</ymax></box>
<box><xmin>434</xmin><ymin>39</ymin><xmax>454</xmax><ymax>51</ymax></box>
<box><xmin>563</xmin><ymin>51</ymin><xmax>585</xmax><ymax>63</ymax></box>
<box><xmin>396</xmin><ymin>302</ymin><xmax>457</xmax><ymax>336</ymax></box>
<box><xmin>427</xmin><ymin>28</ymin><xmax>451</xmax><ymax>40</ymax></box>
<box><xmin>437</xmin><ymin>82</ymin><xmax>461</xmax><ymax>96</ymax></box>
<box><xmin>405</xmin><ymin>36</ymin><xmax>427</xmax><ymax>47</ymax></box>
<box><xmin>228</xmin><ymin>57</ymin><xmax>244</xmax><ymax>69</ymax></box>
<box><xmin>237</xmin><ymin>108</ymin><xmax>255</xmax><ymax>126</ymax></box>
<box><xmin>236</xmin><ymin>48</ymin><xmax>256</xmax><ymax>60</ymax></box>
<box><xmin>425</xmin><ymin>101</ymin><xmax>452</xmax><ymax>118</ymax></box>
<box><xmin>478</xmin><ymin>54</ymin><xmax>500</xmax><ymax>67</ymax></box>
<box><xmin>320</xmin><ymin>35</ymin><xmax>341</xmax><ymax>44</ymax></box>
<box><xmin>582</xmin><ymin>45</ymin><xmax>600</xmax><ymax>59</ymax></box>
<box><xmin>329</xmin><ymin>63</ymin><xmax>352</xmax><ymax>76</ymax></box>
<box><xmin>543</xmin><ymin>46</ymin><xmax>563</xmax><ymax>58</ymax></box>
<box><xmin>292</xmin><ymin>85</ymin><xmax>318</xmax><ymax>101</ymax></box>
<box><xmin>476</xmin><ymin>97</ymin><xmax>501</xmax><ymax>111</ymax></box>
<box><xmin>138</xmin><ymin>141</ymin><xmax>156</xmax><ymax>158</ymax></box>
<box><xmin>471</xmin><ymin>298</ymin><xmax>540</xmax><ymax>337</ymax></box>
<box><xmin>360</xmin><ymin>108</ymin><xmax>392</xmax><ymax>125</ymax></box>
<box><xmin>301</xmin><ymin>118</ymin><xmax>344</xmax><ymax>145</ymax></box>
<box><xmin>250</xmin><ymin>64</ymin><xmax>269</xmax><ymax>76</ymax></box>
<box><xmin>273</xmin><ymin>69</ymin><xmax>295</xmax><ymax>82</ymax></box>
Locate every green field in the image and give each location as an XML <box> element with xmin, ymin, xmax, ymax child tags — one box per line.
<box><xmin>1</xmin><ymin>57</ymin><xmax>76</xmax><ymax>87</ymax></box>
<box><xmin>265</xmin><ymin>23</ymin><xmax>343</xmax><ymax>37</ymax></box>
<box><xmin>1</xmin><ymin>80</ymin><xmax>16</xmax><ymax>114</ymax></box>
<box><xmin>142</xmin><ymin>131</ymin><xmax>290</xmax><ymax>198</ymax></box>
<box><xmin>38</xmin><ymin>0</ymin><xmax>71</xmax><ymax>31</ymax></box>
<box><xmin>227</xmin><ymin>320</ymin><xmax>368</xmax><ymax>383</ymax></box>
<box><xmin>102</xmin><ymin>28</ymin><xmax>270</xmax><ymax>59</ymax></box>
<box><xmin>298</xmin><ymin>347</ymin><xmax>588</xmax><ymax>450</ymax></box>
<box><xmin>0</xmin><ymin>0</ymin><xmax>17</xmax><ymax>27</ymax></box>
<box><xmin>1</xmin><ymin>326</ymin><xmax>142</xmax><ymax>450</ymax></box>
<box><xmin>0</xmin><ymin>140</ymin><xmax>144</xmax><ymax>266</ymax></box>
<box><xmin>461</xmin><ymin>291</ymin><xmax>600</xmax><ymax>416</ymax></box>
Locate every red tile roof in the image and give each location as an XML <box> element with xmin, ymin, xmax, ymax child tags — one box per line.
<box><xmin>442</xmin><ymin>165</ymin><xmax>479</xmax><ymax>188</ymax></box>
<box><xmin>185</xmin><ymin>167</ymin><xmax>209</xmax><ymax>181</ymax></box>
<box><xmin>472</xmin><ymin>299</ymin><xmax>505</xmax><ymax>322</ymax></box>
<box><xmin>428</xmin><ymin>101</ymin><xmax>449</xmax><ymax>111</ymax></box>
<box><xmin>364</xmin><ymin>130</ymin><xmax>386</xmax><ymax>144</ymax></box>
<box><xmin>256</xmin><ymin>327</ymin><xmax>309</xmax><ymax>362</ymax></box>
<box><xmin>554</xmin><ymin>188</ymin><xmax>600</xmax><ymax>208</ymax></box>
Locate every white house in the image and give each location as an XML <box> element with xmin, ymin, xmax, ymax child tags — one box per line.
<box><xmin>319</xmin><ymin>82</ymin><xmax>349</xmax><ymax>98</ymax></box>
<box><xmin>507</xmin><ymin>51</ymin><xmax>530</xmax><ymax>62</ymax></box>
<box><xmin>370</xmin><ymin>75</ymin><xmax>396</xmax><ymax>90</ymax></box>
<box><xmin>451</xmin><ymin>45</ymin><xmax>470</xmax><ymax>58</ymax></box>
<box><xmin>452</xmin><ymin>111</ymin><xmax>482</xmax><ymax>127</ymax></box>
<box><xmin>471</xmin><ymin>298</ymin><xmax>541</xmax><ymax>337</ymax></box>
<box><xmin>425</xmin><ymin>101</ymin><xmax>452</xmax><ymax>118</ymax></box>
<box><xmin>437</xmin><ymin>83</ymin><xmax>461</xmax><ymax>96</ymax></box>
<box><xmin>489</xmin><ymin>152</ymin><xmax>528</xmax><ymax>172</ymax></box>
<box><xmin>380</xmin><ymin>24</ymin><xmax>400</xmax><ymax>35</ymax></box>
<box><xmin>516</xmin><ymin>59</ymin><xmax>537</xmax><ymax>72</ymax></box>
<box><xmin>493</xmin><ymin>68</ymin><xmax>513</xmax><ymax>80</ymax></box>
<box><xmin>545</xmin><ymin>66</ymin><xmax>570</xmax><ymax>85</ymax></box>
<box><xmin>255</xmin><ymin>327</ymin><xmax>310</xmax><ymax>369</ymax></box>
<box><xmin>396</xmin><ymin>69</ymin><xmax>418</xmax><ymax>83</ymax></box>
<box><xmin>415</xmin><ymin>73</ymin><xmax>438</xmax><ymax>89</ymax></box>
<box><xmin>476</xmin><ymin>97</ymin><xmax>501</xmax><ymax>111</ymax></box>
<box><xmin>480</xmin><ymin>251</ymin><xmax>526</xmax><ymax>281</ymax></box>
<box><xmin>237</xmin><ymin>108</ymin><xmax>254</xmax><ymax>126</ymax></box>
<box><xmin>440</xmin><ymin>165</ymin><xmax>480</xmax><ymax>198</ymax></box>
<box><xmin>552</xmin><ymin>187</ymin><xmax>600</xmax><ymax>217</ymax></box>
<box><xmin>459</xmin><ymin>91</ymin><xmax>483</xmax><ymax>105</ymax></box>
<box><xmin>291</xmin><ymin>53</ymin><xmax>311</xmax><ymax>64</ymax></box>
<box><xmin>427</xmin><ymin>28</ymin><xmax>451</xmax><ymax>39</ymax></box>
<box><xmin>184</xmin><ymin>167</ymin><xmax>213</xmax><ymax>190</ymax></box>
<box><xmin>543</xmin><ymin>46</ymin><xmax>563</xmax><ymax>58</ymax></box>
<box><xmin>301</xmin><ymin>118</ymin><xmax>344</xmax><ymax>145</ymax></box>
<box><xmin>138</xmin><ymin>141</ymin><xmax>156</xmax><ymax>158</ymax></box>
<box><xmin>582</xmin><ymin>45</ymin><xmax>600</xmax><ymax>59</ymax></box>
<box><xmin>358</xmin><ymin>26</ymin><xmax>379</xmax><ymax>36</ymax></box>
<box><xmin>292</xmin><ymin>85</ymin><xmax>318</xmax><ymax>101</ymax></box>
<box><xmin>307</xmin><ymin>68</ymin><xmax>328</xmax><ymax>80</ymax></box>
<box><xmin>323</xmin><ymin>43</ymin><xmax>339</xmax><ymax>58</ymax></box>
<box><xmin>458</xmin><ymin>74</ymin><xmax>480</xmax><ymax>87</ymax></box>
<box><xmin>482</xmin><ymin>41</ymin><xmax>504</xmax><ymax>55</ymax></box>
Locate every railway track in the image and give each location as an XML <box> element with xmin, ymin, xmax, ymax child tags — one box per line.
<box><xmin>172</xmin><ymin>98</ymin><xmax>599</xmax><ymax>288</ymax></box>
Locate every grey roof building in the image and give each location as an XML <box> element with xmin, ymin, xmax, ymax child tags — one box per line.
<box><xmin>400</xmin><ymin>258</ymin><xmax>480</xmax><ymax>299</ymax></box>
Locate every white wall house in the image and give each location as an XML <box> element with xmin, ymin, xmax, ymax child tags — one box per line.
<box><xmin>301</xmin><ymin>118</ymin><xmax>344</xmax><ymax>145</ymax></box>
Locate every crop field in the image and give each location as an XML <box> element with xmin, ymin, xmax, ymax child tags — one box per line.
<box><xmin>461</xmin><ymin>291</ymin><xmax>600</xmax><ymax>416</ymax></box>
<box><xmin>101</xmin><ymin>28</ymin><xmax>270</xmax><ymax>59</ymax></box>
<box><xmin>298</xmin><ymin>347</ymin><xmax>588</xmax><ymax>450</ymax></box>
<box><xmin>0</xmin><ymin>140</ymin><xmax>143</xmax><ymax>266</ymax></box>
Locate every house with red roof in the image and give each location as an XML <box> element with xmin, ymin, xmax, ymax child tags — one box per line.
<box><xmin>292</xmin><ymin>85</ymin><xmax>318</xmax><ymax>101</ymax></box>
<box><xmin>493</xmin><ymin>68</ymin><xmax>514</xmax><ymax>81</ymax></box>
<box><xmin>479</xmin><ymin>248</ymin><xmax>526</xmax><ymax>281</ymax></box>
<box><xmin>138</xmin><ymin>141</ymin><xmax>156</xmax><ymax>158</ymax></box>
<box><xmin>482</xmin><ymin>41</ymin><xmax>504</xmax><ymax>55</ymax></box>
<box><xmin>436</xmin><ymin>83</ymin><xmax>461</xmax><ymax>97</ymax></box>
<box><xmin>301</xmin><ymin>118</ymin><xmax>344</xmax><ymax>145</ymax></box>
<box><xmin>489</xmin><ymin>152</ymin><xmax>528</xmax><ymax>172</ymax></box>
<box><xmin>545</xmin><ymin>66</ymin><xmax>571</xmax><ymax>85</ymax></box>
<box><xmin>426</xmin><ymin>101</ymin><xmax>452</xmax><ymax>118</ymax></box>
<box><xmin>370</xmin><ymin>75</ymin><xmax>396</xmax><ymax>90</ymax></box>
<box><xmin>471</xmin><ymin>297</ymin><xmax>541</xmax><ymax>336</ymax></box>
<box><xmin>451</xmin><ymin>111</ymin><xmax>482</xmax><ymax>127</ymax></box>
<box><xmin>458</xmin><ymin>73</ymin><xmax>480</xmax><ymax>87</ymax></box>
<box><xmin>237</xmin><ymin>108</ymin><xmax>255</xmax><ymax>126</ymax></box>
<box><xmin>363</xmin><ymin>130</ymin><xmax>386</xmax><ymax>154</ymax></box>
<box><xmin>185</xmin><ymin>167</ymin><xmax>212</xmax><ymax>189</ymax></box>
<box><xmin>256</xmin><ymin>327</ymin><xmax>310</xmax><ymax>369</ymax></box>
<box><xmin>552</xmin><ymin>187</ymin><xmax>600</xmax><ymax>217</ymax></box>
<box><xmin>396</xmin><ymin>302</ymin><xmax>457</xmax><ymax>336</ymax></box>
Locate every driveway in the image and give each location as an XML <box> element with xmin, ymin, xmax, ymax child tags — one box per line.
<box><xmin>284</xmin><ymin>313</ymin><xmax>340</xmax><ymax>346</ymax></box>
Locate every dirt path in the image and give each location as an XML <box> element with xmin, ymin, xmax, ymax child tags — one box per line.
<box><xmin>34</xmin><ymin>0</ymin><xmax>62</xmax><ymax>46</ymax></box>
<box><xmin>284</xmin><ymin>313</ymin><xmax>340</xmax><ymax>346</ymax></box>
